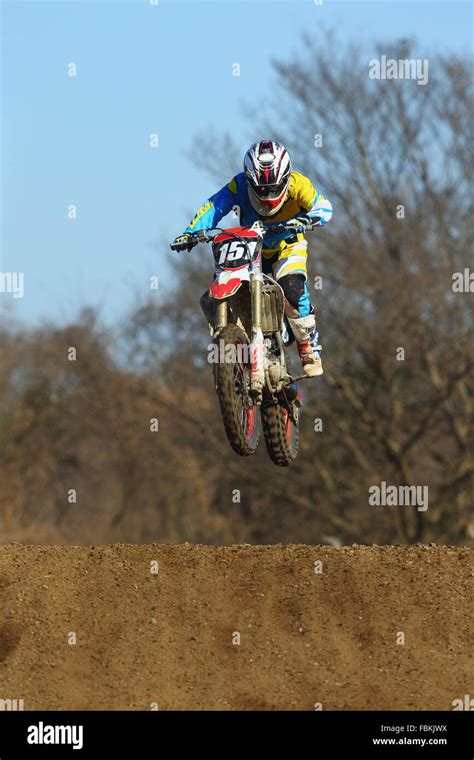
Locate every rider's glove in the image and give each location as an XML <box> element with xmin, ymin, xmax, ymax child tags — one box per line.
<box><xmin>172</xmin><ymin>233</ymin><xmax>194</xmax><ymax>252</ymax></box>
<box><xmin>286</xmin><ymin>216</ymin><xmax>312</xmax><ymax>232</ymax></box>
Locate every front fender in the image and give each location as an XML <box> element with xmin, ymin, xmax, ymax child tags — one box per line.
<box><xmin>209</xmin><ymin>270</ymin><xmax>248</xmax><ymax>300</ymax></box>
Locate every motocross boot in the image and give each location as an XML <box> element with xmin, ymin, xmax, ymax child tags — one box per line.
<box><xmin>287</xmin><ymin>310</ymin><xmax>323</xmax><ymax>377</ymax></box>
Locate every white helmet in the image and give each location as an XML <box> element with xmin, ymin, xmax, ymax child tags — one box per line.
<box><xmin>243</xmin><ymin>140</ymin><xmax>292</xmax><ymax>216</ymax></box>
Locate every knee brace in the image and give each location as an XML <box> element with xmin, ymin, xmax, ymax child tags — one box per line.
<box><xmin>279</xmin><ymin>274</ymin><xmax>312</xmax><ymax>318</ymax></box>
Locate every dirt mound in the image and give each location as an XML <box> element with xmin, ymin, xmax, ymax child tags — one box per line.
<box><xmin>0</xmin><ymin>544</ymin><xmax>472</xmax><ymax>710</ymax></box>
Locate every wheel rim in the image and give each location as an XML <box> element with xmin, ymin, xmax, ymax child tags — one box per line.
<box><xmin>282</xmin><ymin>408</ymin><xmax>297</xmax><ymax>450</ymax></box>
<box><xmin>283</xmin><ymin>409</ymin><xmax>292</xmax><ymax>444</ymax></box>
<box><xmin>284</xmin><ymin>388</ymin><xmax>300</xmax><ymax>448</ymax></box>
<box><xmin>243</xmin><ymin>405</ymin><xmax>256</xmax><ymax>439</ymax></box>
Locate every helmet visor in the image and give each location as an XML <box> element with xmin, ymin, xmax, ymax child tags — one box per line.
<box><xmin>257</xmin><ymin>183</ymin><xmax>286</xmax><ymax>199</ymax></box>
<box><xmin>248</xmin><ymin>177</ymin><xmax>288</xmax><ymax>200</ymax></box>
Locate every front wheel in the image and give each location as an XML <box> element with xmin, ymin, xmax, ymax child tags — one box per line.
<box><xmin>213</xmin><ymin>324</ymin><xmax>260</xmax><ymax>456</ymax></box>
<box><xmin>261</xmin><ymin>401</ymin><xmax>299</xmax><ymax>466</ymax></box>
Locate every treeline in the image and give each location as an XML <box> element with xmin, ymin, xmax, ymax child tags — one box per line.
<box><xmin>1</xmin><ymin>37</ymin><xmax>472</xmax><ymax>545</ymax></box>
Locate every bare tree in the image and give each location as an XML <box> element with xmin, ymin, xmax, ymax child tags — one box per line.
<box><xmin>190</xmin><ymin>36</ymin><xmax>474</xmax><ymax>543</ymax></box>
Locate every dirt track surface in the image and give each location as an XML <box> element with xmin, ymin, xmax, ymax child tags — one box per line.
<box><xmin>0</xmin><ymin>544</ymin><xmax>472</xmax><ymax>710</ymax></box>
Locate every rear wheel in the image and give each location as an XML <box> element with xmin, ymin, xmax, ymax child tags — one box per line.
<box><xmin>213</xmin><ymin>324</ymin><xmax>260</xmax><ymax>456</ymax></box>
<box><xmin>261</xmin><ymin>401</ymin><xmax>299</xmax><ymax>466</ymax></box>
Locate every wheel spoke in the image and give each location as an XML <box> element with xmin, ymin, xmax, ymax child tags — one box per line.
<box><xmin>214</xmin><ymin>327</ymin><xmax>259</xmax><ymax>456</ymax></box>
<box><xmin>232</xmin><ymin>341</ymin><xmax>255</xmax><ymax>441</ymax></box>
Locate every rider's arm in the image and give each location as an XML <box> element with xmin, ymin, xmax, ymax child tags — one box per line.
<box><xmin>185</xmin><ymin>178</ymin><xmax>239</xmax><ymax>233</ymax></box>
<box><xmin>296</xmin><ymin>174</ymin><xmax>333</xmax><ymax>226</ymax></box>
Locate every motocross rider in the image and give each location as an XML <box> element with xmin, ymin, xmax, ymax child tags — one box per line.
<box><xmin>172</xmin><ymin>140</ymin><xmax>333</xmax><ymax>376</ymax></box>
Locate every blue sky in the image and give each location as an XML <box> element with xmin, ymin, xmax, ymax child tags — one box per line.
<box><xmin>1</xmin><ymin>0</ymin><xmax>472</xmax><ymax>325</ymax></box>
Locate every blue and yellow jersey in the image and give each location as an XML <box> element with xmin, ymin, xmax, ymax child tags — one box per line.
<box><xmin>185</xmin><ymin>171</ymin><xmax>332</xmax><ymax>251</ymax></box>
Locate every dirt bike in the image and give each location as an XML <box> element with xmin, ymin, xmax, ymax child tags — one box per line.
<box><xmin>171</xmin><ymin>219</ymin><xmax>317</xmax><ymax>466</ymax></box>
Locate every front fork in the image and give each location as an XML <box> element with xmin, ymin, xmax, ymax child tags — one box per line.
<box><xmin>249</xmin><ymin>273</ymin><xmax>265</xmax><ymax>398</ymax></box>
<box><xmin>214</xmin><ymin>277</ymin><xmax>264</xmax><ymax>399</ymax></box>
<box><xmin>215</xmin><ymin>300</ymin><xmax>228</xmax><ymax>332</ymax></box>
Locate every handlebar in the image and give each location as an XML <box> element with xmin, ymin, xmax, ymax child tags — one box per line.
<box><xmin>170</xmin><ymin>218</ymin><xmax>316</xmax><ymax>252</ymax></box>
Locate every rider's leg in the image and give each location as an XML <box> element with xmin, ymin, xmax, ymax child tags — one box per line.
<box><xmin>270</xmin><ymin>238</ymin><xmax>323</xmax><ymax>377</ymax></box>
